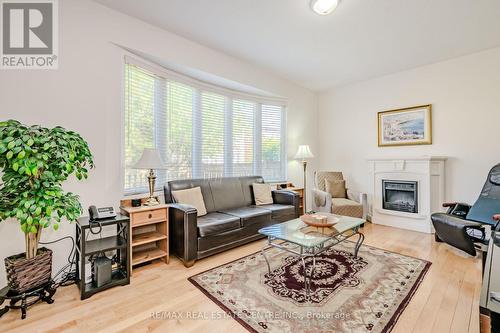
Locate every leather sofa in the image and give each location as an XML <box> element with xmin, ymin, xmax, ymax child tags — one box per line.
<box><xmin>164</xmin><ymin>176</ymin><xmax>300</xmax><ymax>267</ymax></box>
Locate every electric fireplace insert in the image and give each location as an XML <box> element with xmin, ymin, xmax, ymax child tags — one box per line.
<box><xmin>382</xmin><ymin>180</ymin><xmax>418</xmax><ymax>213</ymax></box>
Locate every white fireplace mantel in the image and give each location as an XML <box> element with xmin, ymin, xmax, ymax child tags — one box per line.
<box><xmin>367</xmin><ymin>156</ymin><xmax>447</xmax><ymax>233</ymax></box>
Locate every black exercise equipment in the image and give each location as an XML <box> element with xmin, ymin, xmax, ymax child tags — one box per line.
<box><xmin>431</xmin><ymin>164</ymin><xmax>500</xmax><ymax>256</ymax></box>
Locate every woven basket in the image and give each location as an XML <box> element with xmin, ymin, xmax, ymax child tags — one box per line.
<box><xmin>5</xmin><ymin>247</ymin><xmax>52</xmax><ymax>293</ymax></box>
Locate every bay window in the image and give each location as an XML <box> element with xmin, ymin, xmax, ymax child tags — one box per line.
<box><xmin>124</xmin><ymin>58</ymin><xmax>287</xmax><ymax>194</ymax></box>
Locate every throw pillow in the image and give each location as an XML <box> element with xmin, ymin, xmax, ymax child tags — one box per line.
<box><xmin>252</xmin><ymin>183</ymin><xmax>273</xmax><ymax>205</ymax></box>
<box><xmin>171</xmin><ymin>187</ymin><xmax>207</xmax><ymax>217</ymax></box>
<box><xmin>325</xmin><ymin>179</ymin><xmax>347</xmax><ymax>198</ymax></box>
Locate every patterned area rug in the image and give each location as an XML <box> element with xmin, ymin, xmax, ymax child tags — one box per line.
<box><xmin>188</xmin><ymin>242</ymin><xmax>431</xmax><ymax>333</ymax></box>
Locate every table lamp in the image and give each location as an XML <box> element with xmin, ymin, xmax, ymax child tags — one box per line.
<box><xmin>133</xmin><ymin>148</ymin><xmax>166</xmax><ymax>206</ymax></box>
<box><xmin>294</xmin><ymin>145</ymin><xmax>314</xmax><ymax>213</ymax></box>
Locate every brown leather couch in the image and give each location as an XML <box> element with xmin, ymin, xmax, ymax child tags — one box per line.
<box><xmin>164</xmin><ymin>176</ymin><xmax>300</xmax><ymax>267</ymax></box>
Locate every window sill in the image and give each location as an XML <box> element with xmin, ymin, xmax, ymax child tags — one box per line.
<box><xmin>123</xmin><ymin>189</ymin><xmax>165</xmax><ymax>201</ymax></box>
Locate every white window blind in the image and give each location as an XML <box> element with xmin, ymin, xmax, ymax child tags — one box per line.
<box><xmin>124</xmin><ymin>59</ymin><xmax>287</xmax><ymax>194</ymax></box>
<box><xmin>261</xmin><ymin>104</ymin><xmax>286</xmax><ymax>181</ymax></box>
<box><xmin>199</xmin><ymin>91</ymin><xmax>225</xmax><ymax>178</ymax></box>
<box><xmin>124</xmin><ymin>65</ymin><xmax>167</xmax><ymax>193</ymax></box>
<box><xmin>165</xmin><ymin>81</ymin><xmax>193</xmax><ymax>181</ymax></box>
<box><xmin>232</xmin><ymin>99</ymin><xmax>255</xmax><ymax>177</ymax></box>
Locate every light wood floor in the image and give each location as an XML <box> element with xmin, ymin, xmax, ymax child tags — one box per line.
<box><xmin>1</xmin><ymin>223</ymin><xmax>482</xmax><ymax>333</ymax></box>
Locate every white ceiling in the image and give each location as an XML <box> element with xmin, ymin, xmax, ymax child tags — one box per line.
<box><xmin>95</xmin><ymin>0</ymin><xmax>500</xmax><ymax>91</ymax></box>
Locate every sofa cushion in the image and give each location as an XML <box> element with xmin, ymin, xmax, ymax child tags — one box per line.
<box><xmin>325</xmin><ymin>179</ymin><xmax>347</xmax><ymax>198</ymax></box>
<box><xmin>219</xmin><ymin>206</ymin><xmax>271</xmax><ymax>227</ymax></box>
<box><xmin>210</xmin><ymin>178</ymin><xmax>246</xmax><ymax>211</ymax></box>
<box><xmin>331</xmin><ymin>198</ymin><xmax>363</xmax><ymax>218</ymax></box>
<box><xmin>197</xmin><ymin>212</ymin><xmax>241</xmax><ymax>237</ymax></box>
<box><xmin>197</xmin><ymin>219</ymin><xmax>271</xmax><ymax>254</ymax></box>
<box><xmin>171</xmin><ymin>187</ymin><xmax>207</xmax><ymax>217</ymax></box>
<box><xmin>257</xmin><ymin>204</ymin><xmax>295</xmax><ymax>218</ymax></box>
<box><xmin>166</xmin><ymin>178</ymin><xmax>215</xmax><ymax>212</ymax></box>
<box><xmin>239</xmin><ymin>176</ymin><xmax>264</xmax><ymax>206</ymax></box>
<box><xmin>252</xmin><ymin>183</ymin><xmax>273</xmax><ymax>205</ymax></box>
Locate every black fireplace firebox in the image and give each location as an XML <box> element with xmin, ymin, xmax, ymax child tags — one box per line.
<box><xmin>382</xmin><ymin>180</ymin><xmax>418</xmax><ymax>213</ymax></box>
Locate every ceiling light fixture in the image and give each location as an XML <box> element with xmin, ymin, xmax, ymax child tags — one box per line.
<box><xmin>310</xmin><ymin>0</ymin><xmax>340</xmax><ymax>15</ymax></box>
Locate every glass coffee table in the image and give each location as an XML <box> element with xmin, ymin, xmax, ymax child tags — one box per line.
<box><xmin>258</xmin><ymin>213</ymin><xmax>365</xmax><ymax>301</ymax></box>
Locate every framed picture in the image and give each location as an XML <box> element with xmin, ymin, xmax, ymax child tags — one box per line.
<box><xmin>378</xmin><ymin>105</ymin><xmax>432</xmax><ymax>147</ymax></box>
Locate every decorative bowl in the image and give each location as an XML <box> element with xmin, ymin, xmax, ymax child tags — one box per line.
<box><xmin>300</xmin><ymin>214</ymin><xmax>340</xmax><ymax>227</ymax></box>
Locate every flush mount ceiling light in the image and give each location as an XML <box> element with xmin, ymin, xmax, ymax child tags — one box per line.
<box><xmin>310</xmin><ymin>0</ymin><xmax>340</xmax><ymax>15</ymax></box>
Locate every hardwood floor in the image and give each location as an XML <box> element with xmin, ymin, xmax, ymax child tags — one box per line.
<box><xmin>1</xmin><ymin>223</ymin><xmax>482</xmax><ymax>333</ymax></box>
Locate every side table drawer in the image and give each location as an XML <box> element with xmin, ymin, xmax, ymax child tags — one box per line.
<box><xmin>133</xmin><ymin>209</ymin><xmax>167</xmax><ymax>226</ymax></box>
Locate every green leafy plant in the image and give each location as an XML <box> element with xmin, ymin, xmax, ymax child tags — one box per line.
<box><xmin>0</xmin><ymin>120</ymin><xmax>94</xmax><ymax>259</ymax></box>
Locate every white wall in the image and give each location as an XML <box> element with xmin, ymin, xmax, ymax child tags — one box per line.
<box><xmin>317</xmin><ymin>47</ymin><xmax>500</xmax><ymax>210</ymax></box>
<box><xmin>0</xmin><ymin>0</ymin><xmax>317</xmax><ymax>286</ymax></box>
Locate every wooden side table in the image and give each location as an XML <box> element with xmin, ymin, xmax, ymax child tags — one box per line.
<box><xmin>120</xmin><ymin>200</ymin><xmax>169</xmax><ymax>275</ymax></box>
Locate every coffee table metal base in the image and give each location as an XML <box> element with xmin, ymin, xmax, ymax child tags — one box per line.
<box><xmin>261</xmin><ymin>228</ymin><xmax>364</xmax><ymax>301</ymax></box>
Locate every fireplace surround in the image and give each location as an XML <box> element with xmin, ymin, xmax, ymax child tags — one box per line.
<box><xmin>368</xmin><ymin>156</ymin><xmax>447</xmax><ymax>233</ymax></box>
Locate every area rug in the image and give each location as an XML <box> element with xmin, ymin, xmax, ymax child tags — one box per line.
<box><xmin>188</xmin><ymin>241</ymin><xmax>431</xmax><ymax>333</ymax></box>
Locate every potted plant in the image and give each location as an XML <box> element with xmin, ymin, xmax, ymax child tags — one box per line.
<box><xmin>0</xmin><ymin>120</ymin><xmax>94</xmax><ymax>293</ymax></box>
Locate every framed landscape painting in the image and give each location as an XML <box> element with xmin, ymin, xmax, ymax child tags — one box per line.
<box><xmin>378</xmin><ymin>105</ymin><xmax>432</xmax><ymax>147</ymax></box>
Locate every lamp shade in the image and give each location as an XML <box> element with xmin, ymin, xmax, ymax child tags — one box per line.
<box><xmin>294</xmin><ymin>145</ymin><xmax>314</xmax><ymax>160</ymax></box>
<box><xmin>132</xmin><ymin>148</ymin><xmax>166</xmax><ymax>169</ymax></box>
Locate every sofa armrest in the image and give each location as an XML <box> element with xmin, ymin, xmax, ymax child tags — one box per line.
<box><xmin>272</xmin><ymin>190</ymin><xmax>298</xmax><ymax>205</ymax></box>
<box><xmin>168</xmin><ymin>203</ymin><xmax>198</xmax><ymax>267</ymax></box>
<box><xmin>272</xmin><ymin>190</ymin><xmax>300</xmax><ymax>216</ymax></box>
<box><xmin>346</xmin><ymin>189</ymin><xmax>361</xmax><ymax>203</ymax></box>
<box><xmin>347</xmin><ymin>189</ymin><xmax>368</xmax><ymax>220</ymax></box>
<box><xmin>312</xmin><ymin>189</ymin><xmax>332</xmax><ymax>213</ymax></box>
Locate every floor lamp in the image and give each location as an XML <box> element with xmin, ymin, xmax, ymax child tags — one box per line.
<box><xmin>294</xmin><ymin>145</ymin><xmax>314</xmax><ymax>213</ymax></box>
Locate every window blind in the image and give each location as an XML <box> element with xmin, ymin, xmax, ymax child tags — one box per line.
<box><xmin>165</xmin><ymin>81</ymin><xmax>193</xmax><ymax>181</ymax></box>
<box><xmin>232</xmin><ymin>99</ymin><xmax>255</xmax><ymax>177</ymax></box>
<box><xmin>198</xmin><ymin>91</ymin><xmax>225</xmax><ymax>178</ymax></box>
<box><xmin>261</xmin><ymin>104</ymin><xmax>286</xmax><ymax>182</ymax></box>
<box><xmin>124</xmin><ymin>64</ymin><xmax>167</xmax><ymax>193</ymax></box>
<box><xmin>124</xmin><ymin>59</ymin><xmax>287</xmax><ymax>195</ymax></box>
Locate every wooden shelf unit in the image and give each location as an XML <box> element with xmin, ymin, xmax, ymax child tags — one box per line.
<box><xmin>120</xmin><ymin>199</ymin><xmax>169</xmax><ymax>275</ymax></box>
<box><xmin>132</xmin><ymin>248</ymin><xmax>168</xmax><ymax>266</ymax></box>
<box><xmin>132</xmin><ymin>231</ymin><xmax>167</xmax><ymax>247</ymax></box>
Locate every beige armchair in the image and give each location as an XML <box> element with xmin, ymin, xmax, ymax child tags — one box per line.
<box><xmin>312</xmin><ymin>171</ymin><xmax>368</xmax><ymax>219</ymax></box>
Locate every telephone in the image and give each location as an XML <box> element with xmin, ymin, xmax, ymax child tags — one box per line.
<box><xmin>88</xmin><ymin>205</ymin><xmax>117</xmax><ymax>221</ymax></box>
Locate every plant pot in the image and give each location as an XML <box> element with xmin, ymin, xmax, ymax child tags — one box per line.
<box><xmin>4</xmin><ymin>248</ymin><xmax>52</xmax><ymax>293</ymax></box>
